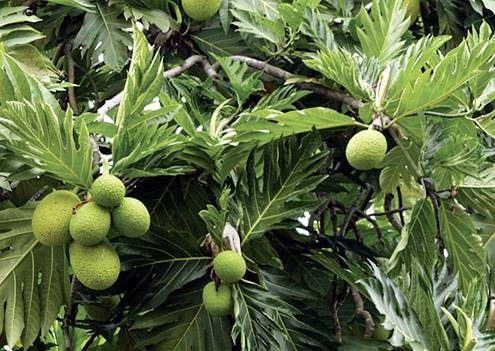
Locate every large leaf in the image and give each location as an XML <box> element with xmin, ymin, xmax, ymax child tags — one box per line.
<box><xmin>0</xmin><ymin>102</ymin><xmax>93</xmax><ymax>188</ymax></box>
<box><xmin>457</xmin><ymin>166</ymin><xmax>495</xmax><ymax>218</ymax></box>
<box><xmin>359</xmin><ymin>262</ymin><xmax>431</xmax><ymax>351</ymax></box>
<box><xmin>0</xmin><ymin>7</ymin><xmax>43</xmax><ymax>50</ymax></box>
<box><xmin>236</xmin><ymin>132</ymin><xmax>328</xmax><ymax>244</ymax></box>
<box><xmin>388</xmin><ymin>199</ymin><xmax>437</xmax><ymax>273</ymax></box>
<box><xmin>233</xmin><ymin>107</ymin><xmax>358</xmax><ymax>144</ymax></box>
<box><xmin>0</xmin><ymin>206</ymin><xmax>69</xmax><ymax>348</ymax></box>
<box><xmin>232</xmin><ymin>281</ymin><xmax>297</xmax><ymax>351</ymax></box>
<box><xmin>0</xmin><ymin>51</ymin><xmax>61</xmax><ymax>113</ymax></box>
<box><xmin>304</xmin><ymin>50</ymin><xmax>377</xmax><ymax>102</ymax></box>
<box><xmin>214</xmin><ymin>55</ymin><xmax>264</xmax><ymax>105</ymax></box>
<box><xmin>387</xmin><ymin>23</ymin><xmax>495</xmax><ymax>118</ymax></box>
<box><xmin>439</xmin><ymin>204</ymin><xmax>486</xmax><ymax>293</ymax></box>
<box><xmin>74</xmin><ymin>3</ymin><xmax>132</xmax><ymax>70</ymax></box>
<box><xmin>46</xmin><ymin>0</ymin><xmax>96</xmax><ymax>11</ymax></box>
<box><xmin>112</xmin><ymin>27</ymin><xmax>190</xmax><ymax>177</ymax></box>
<box><xmin>355</xmin><ymin>0</ymin><xmax>410</xmax><ymax>63</ymax></box>
<box><xmin>259</xmin><ymin>267</ymin><xmax>335</xmax><ymax>350</ymax></box>
<box><xmin>131</xmin><ymin>283</ymin><xmax>232</xmax><ymax>351</ymax></box>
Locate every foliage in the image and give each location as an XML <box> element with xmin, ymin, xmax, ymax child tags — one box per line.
<box><xmin>0</xmin><ymin>0</ymin><xmax>495</xmax><ymax>350</ymax></box>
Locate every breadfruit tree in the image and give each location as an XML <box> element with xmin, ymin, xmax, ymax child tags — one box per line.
<box><xmin>0</xmin><ymin>0</ymin><xmax>495</xmax><ymax>350</ymax></box>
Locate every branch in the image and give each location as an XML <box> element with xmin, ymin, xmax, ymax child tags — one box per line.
<box><xmin>351</xmin><ymin>288</ymin><xmax>375</xmax><ymax>338</ymax></box>
<box><xmin>64</xmin><ymin>43</ymin><xmax>78</xmax><ymax>115</ymax></box>
<box><xmin>164</xmin><ymin>55</ymin><xmax>218</xmax><ymax>79</ymax></box>
<box><xmin>96</xmin><ymin>55</ymin><xmax>217</xmax><ymax>120</ymax></box>
<box><xmin>97</xmin><ymin>54</ymin><xmax>363</xmax><ymax>119</ymax></box>
<box><xmin>62</xmin><ymin>277</ymin><xmax>80</xmax><ymax>351</ymax></box>
<box><xmin>384</xmin><ymin>193</ymin><xmax>404</xmax><ymax>232</ymax></box>
<box><xmin>227</xmin><ymin>56</ymin><xmax>363</xmax><ymax>109</ymax></box>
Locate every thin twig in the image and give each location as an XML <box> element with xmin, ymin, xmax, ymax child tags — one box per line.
<box><xmin>62</xmin><ymin>278</ymin><xmax>80</xmax><ymax>351</ymax></box>
<box><xmin>80</xmin><ymin>331</ymin><xmax>98</xmax><ymax>351</ymax></box>
<box><xmin>89</xmin><ymin>137</ymin><xmax>101</xmax><ymax>170</ymax></box>
<box><xmin>339</xmin><ymin>187</ymin><xmax>370</xmax><ymax>236</ymax></box>
<box><xmin>396</xmin><ymin>187</ymin><xmax>405</xmax><ymax>226</ymax></box>
<box><xmin>351</xmin><ymin>288</ymin><xmax>375</xmax><ymax>338</ymax></box>
<box><xmin>64</xmin><ymin>43</ymin><xmax>78</xmax><ymax>115</ymax></box>
<box><xmin>52</xmin><ymin>42</ymin><xmax>65</xmax><ymax>66</ymax></box>
<box><xmin>384</xmin><ymin>193</ymin><xmax>403</xmax><ymax>232</ymax></box>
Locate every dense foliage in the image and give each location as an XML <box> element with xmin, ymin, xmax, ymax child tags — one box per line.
<box><xmin>1</xmin><ymin>0</ymin><xmax>495</xmax><ymax>350</ymax></box>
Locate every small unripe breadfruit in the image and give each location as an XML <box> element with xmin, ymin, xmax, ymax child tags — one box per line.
<box><xmin>182</xmin><ymin>0</ymin><xmax>221</xmax><ymax>21</ymax></box>
<box><xmin>373</xmin><ymin>323</ymin><xmax>390</xmax><ymax>341</ymax></box>
<box><xmin>404</xmin><ymin>0</ymin><xmax>420</xmax><ymax>22</ymax></box>
<box><xmin>213</xmin><ymin>250</ymin><xmax>246</xmax><ymax>283</ymax></box>
<box><xmin>91</xmin><ymin>175</ymin><xmax>125</xmax><ymax>208</ymax></box>
<box><xmin>70</xmin><ymin>202</ymin><xmax>111</xmax><ymax>246</ymax></box>
<box><xmin>345</xmin><ymin>130</ymin><xmax>387</xmax><ymax>171</ymax></box>
<box><xmin>69</xmin><ymin>241</ymin><xmax>120</xmax><ymax>290</ymax></box>
<box><xmin>32</xmin><ymin>190</ymin><xmax>80</xmax><ymax>246</ymax></box>
<box><xmin>84</xmin><ymin>295</ymin><xmax>120</xmax><ymax>321</ymax></box>
<box><xmin>112</xmin><ymin>197</ymin><xmax>150</xmax><ymax>238</ymax></box>
<box><xmin>202</xmin><ymin>282</ymin><xmax>233</xmax><ymax>317</ymax></box>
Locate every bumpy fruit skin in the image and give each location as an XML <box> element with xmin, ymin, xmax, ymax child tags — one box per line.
<box><xmin>84</xmin><ymin>295</ymin><xmax>120</xmax><ymax>321</ymax></box>
<box><xmin>91</xmin><ymin>175</ymin><xmax>125</xmax><ymax>208</ymax></box>
<box><xmin>202</xmin><ymin>282</ymin><xmax>233</xmax><ymax>317</ymax></box>
<box><xmin>112</xmin><ymin>197</ymin><xmax>150</xmax><ymax>238</ymax></box>
<box><xmin>70</xmin><ymin>202</ymin><xmax>111</xmax><ymax>246</ymax></box>
<box><xmin>345</xmin><ymin>130</ymin><xmax>387</xmax><ymax>171</ymax></box>
<box><xmin>213</xmin><ymin>250</ymin><xmax>246</xmax><ymax>283</ymax></box>
<box><xmin>404</xmin><ymin>0</ymin><xmax>420</xmax><ymax>22</ymax></box>
<box><xmin>32</xmin><ymin>190</ymin><xmax>80</xmax><ymax>246</ymax></box>
<box><xmin>69</xmin><ymin>241</ymin><xmax>120</xmax><ymax>290</ymax></box>
<box><xmin>181</xmin><ymin>0</ymin><xmax>221</xmax><ymax>21</ymax></box>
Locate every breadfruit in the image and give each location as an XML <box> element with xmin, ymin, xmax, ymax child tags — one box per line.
<box><xmin>112</xmin><ymin>197</ymin><xmax>150</xmax><ymax>238</ymax></box>
<box><xmin>181</xmin><ymin>0</ymin><xmax>221</xmax><ymax>21</ymax></box>
<box><xmin>345</xmin><ymin>129</ymin><xmax>387</xmax><ymax>171</ymax></box>
<box><xmin>213</xmin><ymin>250</ymin><xmax>246</xmax><ymax>283</ymax></box>
<box><xmin>69</xmin><ymin>241</ymin><xmax>120</xmax><ymax>290</ymax></box>
<box><xmin>70</xmin><ymin>202</ymin><xmax>111</xmax><ymax>246</ymax></box>
<box><xmin>32</xmin><ymin>190</ymin><xmax>80</xmax><ymax>246</ymax></box>
<box><xmin>202</xmin><ymin>282</ymin><xmax>233</xmax><ymax>317</ymax></box>
<box><xmin>91</xmin><ymin>175</ymin><xmax>125</xmax><ymax>208</ymax></box>
<box><xmin>83</xmin><ymin>295</ymin><xmax>120</xmax><ymax>321</ymax></box>
<box><xmin>373</xmin><ymin>323</ymin><xmax>390</xmax><ymax>341</ymax></box>
<box><xmin>404</xmin><ymin>0</ymin><xmax>420</xmax><ymax>22</ymax></box>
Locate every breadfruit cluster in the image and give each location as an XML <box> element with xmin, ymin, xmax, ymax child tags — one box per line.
<box><xmin>345</xmin><ymin>129</ymin><xmax>387</xmax><ymax>171</ymax></box>
<box><xmin>181</xmin><ymin>0</ymin><xmax>221</xmax><ymax>21</ymax></box>
<box><xmin>32</xmin><ymin>174</ymin><xmax>151</xmax><ymax>291</ymax></box>
<box><xmin>202</xmin><ymin>250</ymin><xmax>246</xmax><ymax>317</ymax></box>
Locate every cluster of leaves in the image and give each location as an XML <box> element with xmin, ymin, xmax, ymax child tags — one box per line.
<box><xmin>0</xmin><ymin>0</ymin><xmax>495</xmax><ymax>350</ymax></box>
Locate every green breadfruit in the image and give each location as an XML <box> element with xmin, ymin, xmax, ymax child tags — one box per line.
<box><xmin>69</xmin><ymin>241</ymin><xmax>121</xmax><ymax>290</ymax></box>
<box><xmin>202</xmin><ymin>281</ymin><xmax>233</xmax><ymax>317</ymax></box>
<box><xmin>181</xmin><ymin>0</ymin><xmax>221</xmax><ymax>21</ymax></box>
<box><xmin>70</xmin><ymin>202</ymin><xmax>111</xmax><ymax>246</ymax></box>
<box><xmin>83</xmin><ymin>295</ymin><xmax>120</xmax><ymax>321</ymax></box>
<box><xmin>404</xmin><ymin>0</ymin><xmax>420</xmax><ymax>22</ymax></box>
<box><xmin>345</xmin><ymin>129</ymin><xmax>387</xmax><ymax>171</ymax></box>
<box><xmin>91</xmin><ymin>175</ymin><xmax>126</xmax><ymax>208</ymax></box>
<box><xmin>373</xmin><ymin>323</ymin><xmax>390</xmax><ymax>341</ymax></box>
<box><xmin>213</xmin><ymin>250</ymin><xmax>246</xmax><ymax>283</ymax></box>
<box><xmin>112</xmin><ymin>197</ymin><xmax>150</xmax><ymax>238</ymax></box>
<box><xmin>32</xmin><ymin>190</ymin><xmax>80</xmax><ymax>246</ymax></box>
